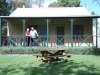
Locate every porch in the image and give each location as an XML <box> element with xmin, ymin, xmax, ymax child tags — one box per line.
<box><xmin>0</xmin><ymin>17</ymin><xmax>99</xmax><ymax>47</ymax></box>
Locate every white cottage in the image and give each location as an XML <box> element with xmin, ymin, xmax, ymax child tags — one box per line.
<box><xmin>0</xmin><ymin>7</ymin><xmax>100</xmax><ymax>47</ymax></box>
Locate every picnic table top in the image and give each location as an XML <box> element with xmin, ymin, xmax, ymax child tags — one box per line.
<box><xmin>33</xmin><ymin>54</ymin><xmax>70</xmax><ymax>57</ymax></box>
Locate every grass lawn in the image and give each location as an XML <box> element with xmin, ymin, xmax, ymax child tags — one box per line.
<box><xmin>0</xmin><ymin>55</ymin><xmax>100</xmax><ymax>75</ymax></box>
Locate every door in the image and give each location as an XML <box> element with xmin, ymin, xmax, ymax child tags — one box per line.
<box><xmin>57</xmin><ymin>27</ymin><xmax>64</xmax><ymax>45</ymax></box>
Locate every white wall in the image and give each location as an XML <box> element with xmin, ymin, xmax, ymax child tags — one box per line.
<box><xmin>98</xmin><ymin>18</ymin><xmax>100</xmax><ymax>48</ymax></box>
<box><xmin>93</xmin><ymin>18</ymin><xmax>100</xmax><ymax>48</ymax></box>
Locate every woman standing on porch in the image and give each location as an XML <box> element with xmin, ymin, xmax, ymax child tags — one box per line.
<box><xmin>25</xmin><ymin>28</ymin><xmax>30</xmax><ymax>46</ymax></box>
<box><xmin>30</xmin><ymin>27</ymin><xmax>38</xmax><ymax>46</ymax></box>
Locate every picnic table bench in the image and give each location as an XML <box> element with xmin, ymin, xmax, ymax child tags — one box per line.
<box><xmin>33</xmin><ymin>50</ymin><xmax>71</xmax><ymax>63</ymax></box>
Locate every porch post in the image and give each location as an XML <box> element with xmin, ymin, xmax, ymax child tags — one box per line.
<box><xmin>96</xmin><ymin>18</ymin><xmax>98</xmax><ymax>48</ymax></box>
<box><xmin>0</xmin><ymin>18</ymin><xmax>1</xmax><ymax>47</ymax></box>
<box><xmin>45</xmin><ymin>19</ymin><xmax>51</xmax><ymax>47</ymax></box>
<box><xmin>22</xmin><ymin>19</ymin><xmax>26</xmax><ymax>46</ymax></box>
<box><xmin>70</xmin><ymin>18</ymin><xmax>74</xmax><ymax>47</ymax></box>
<box><xmin>46</xmin><ymin>19</ymin><xmax>49</xmax><ymax>47</ymax></box>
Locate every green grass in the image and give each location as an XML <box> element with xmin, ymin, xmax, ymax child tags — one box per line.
<box><xmin>0</xmin><ymin>55</ymin><xmax>100</xmax><ymax>75</ymax></box>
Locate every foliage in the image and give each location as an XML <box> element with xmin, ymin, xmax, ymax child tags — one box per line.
<box><xmin>0</xmin><ymin>0</ymin><xmax>12</xmax><ymax>16</ymax></box>
<box><xmin>93</xmin><ymin>0</ymin><xmax>100</xmax><ymax>5</ymax></box>
<box><xmin>65</xmin><ymin>47</ymin><xmax>100</xmax><ymax>55</ymax></box>
<box><xmin>49</xmin><ymin>0</ymin><xmax>80</xmax><ymax>7</ymax></box>
<box><xmin>2</xmin><ymin>25</ymin><xmax>7</xmax><ymax>35</ymax></box>
<box><xmin>32</xmin><ymin>0</ymin><xmax>45</xmax><ymax>8</ymax></box>
<box><xmin>12</xmin><ymin>0</ymin><xmax>47</xmax><ymax>8</ymax></box>
<box><xmin>0</xmin><ymin>47</ymin><xmax>100</xmax><ymax>55</ymax></box>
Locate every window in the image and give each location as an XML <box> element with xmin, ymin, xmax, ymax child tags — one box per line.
<box><xmin>39</xmin><ymin>25</ymin><xmax>47</xmax><ymax>36</ymax></box>
<box><xmin>39</xmin><ymin>25</ymin><xmax>47</xmax><ymax>40</ymax></box>
<box><xmin>73</xmin><ymin>25</ymin><xmax>84</xmax><ymax>39</ymax></box>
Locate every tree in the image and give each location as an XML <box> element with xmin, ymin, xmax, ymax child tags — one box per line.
<box><xmin>49</xmin><ymin>0</ymin><xmax>80</xmax><ymax>7</ymax></box>
<box><xmin>11</xmin><ymin>0</ymin><xmax>47</xmax><ymax>8</ymax></box>
<box><xmin>93</xmin><ymin>0</ymin><xmax>100</xmax><ymax>5</ymax></box>
<box><xmin>91</xmin><ymin>11</ymin><xmax>96</xmax><ymax>15</ymax></box>
<box><xmin>33</xmin><ymin>0</ymin><xmax>45</xmax><ymax>8</ymax></box>
<box><xmin>2</xmin><ymin>25</ymin><xmax>7</xmax><ymax>35</ymax></box>
<box><xmin>0</xmin><ymin>0</ymin><xmax>12</xmax><ymax>16</ymax></box>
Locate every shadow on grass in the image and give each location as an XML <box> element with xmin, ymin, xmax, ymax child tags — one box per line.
<box><xmin>0</xmin><ymin>60</ymin><xmax>100</xmax><ymax>75</ymax></box>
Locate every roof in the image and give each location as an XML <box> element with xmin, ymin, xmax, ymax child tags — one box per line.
<box><xmin>9</xmin><ymin>7</ymin><xmax>92</xmax><ymax>17</ymax></box>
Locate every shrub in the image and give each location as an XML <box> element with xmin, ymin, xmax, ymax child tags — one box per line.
<box><xmin>0</xmin><ymin>47</ymin><xmax>100</xmax><ymax>55</ymax></box>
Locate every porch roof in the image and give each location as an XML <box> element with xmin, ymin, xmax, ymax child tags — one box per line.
<box><xmin>9</xmin><ymin>7</ymin><xmax>91</xmax><ymax>17</ymax></box>
<box><xmin>0</xmin><ymin>7</ymin><xmax>100</xmax><ymax>18</ymax></box>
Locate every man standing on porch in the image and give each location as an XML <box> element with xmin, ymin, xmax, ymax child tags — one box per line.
<box><xmin>30</xmin><ymin>27</ymin><xmax>38</xmax><ymax>46</ymax></box>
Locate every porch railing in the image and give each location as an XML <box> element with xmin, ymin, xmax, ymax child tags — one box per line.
<box><xmin>1</xmin><ymin>35</ymin><xmax>97</xmax><ymax>47</ymax></box>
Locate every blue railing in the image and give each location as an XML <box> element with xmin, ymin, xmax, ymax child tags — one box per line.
<box><xmin>1</xmin><ymin>35</ymin><xmax>97</xmax><ymax>47</ymax></box>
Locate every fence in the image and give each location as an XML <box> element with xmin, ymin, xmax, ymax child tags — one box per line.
<box><xmin>1</xmin><ymin>35</ymin><xmax>96</xmax><ymax>47</ymax></box>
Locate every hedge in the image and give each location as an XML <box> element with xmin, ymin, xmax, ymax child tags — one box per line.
<box><xmin>0</xmin><ymin>47</ymin><xmax>100</xmax><ymax>55</ymax></box>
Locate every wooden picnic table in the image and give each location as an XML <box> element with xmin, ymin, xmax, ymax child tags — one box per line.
<box><xmin>33</xmin><ymin>50</ymin><xmax>71</xmax><ymax>63</ymax></box>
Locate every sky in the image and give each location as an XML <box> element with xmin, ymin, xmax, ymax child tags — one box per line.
<box><xmin>6</xmin><ymin>0</ymin><xmax>100</xmax><ymax>15</ymax></box>
<box><xmin>45</xmin><ymin>0</ymin><xmax>100</xmax><ymax>15</ymax></box>
<box><xmin>80</xmin><ymin>0</ymin><xmax>100</xmax><ymax>15</ymax></box>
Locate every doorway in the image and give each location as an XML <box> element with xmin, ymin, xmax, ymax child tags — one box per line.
<box><xmin>57</xmin><ymin>27</ymin><xmax>64</xmax><ymax>45</ymax></box>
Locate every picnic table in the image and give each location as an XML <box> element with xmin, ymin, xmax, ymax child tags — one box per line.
<box><xmin>33</xmin><ymin>50</ymin><xmax>71</xmax><ymax>63</ymax></box>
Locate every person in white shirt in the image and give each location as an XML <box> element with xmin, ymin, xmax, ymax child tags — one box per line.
<box><xmin>30</xmin><ymin>27</ymin><xmax>38</xmax><ymax>46</ymax></box>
